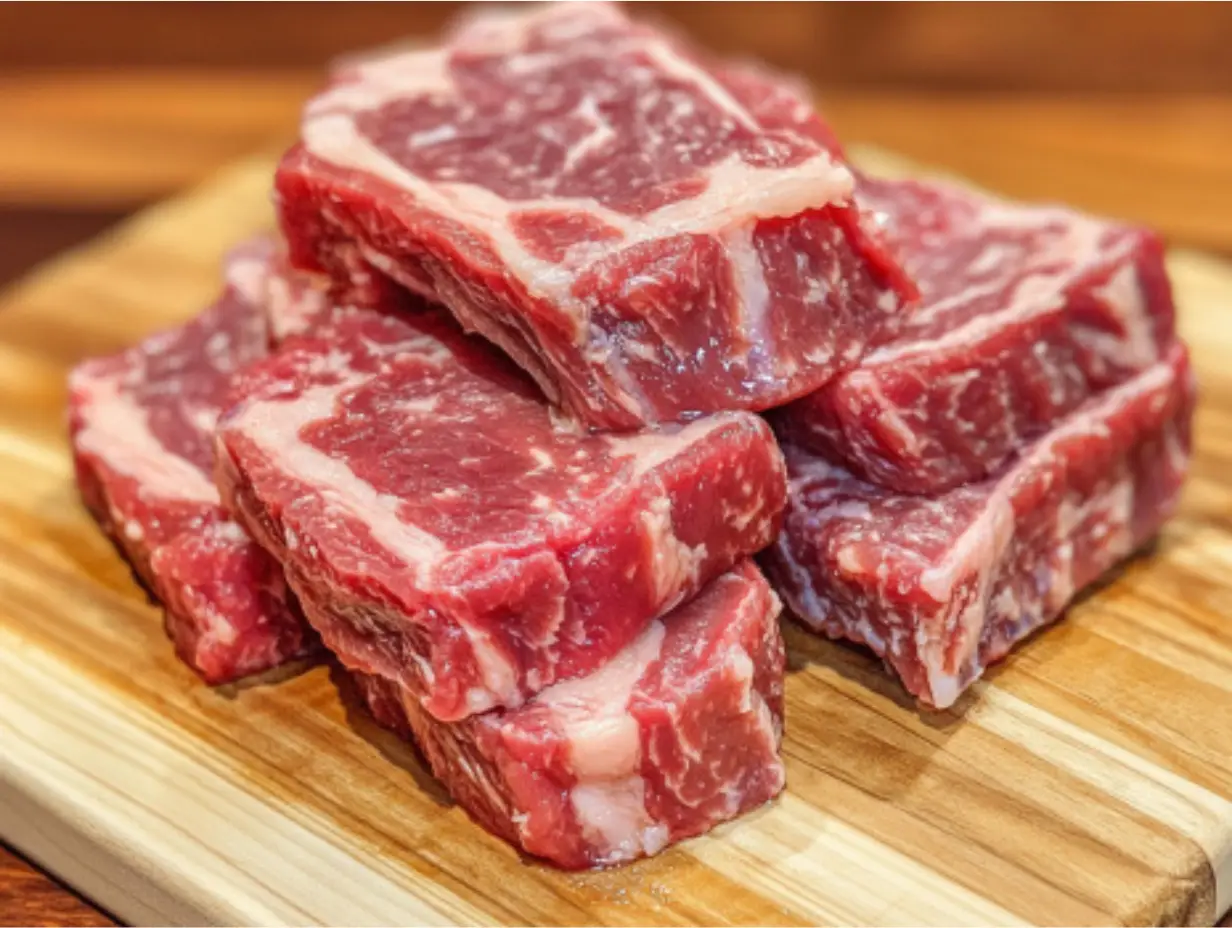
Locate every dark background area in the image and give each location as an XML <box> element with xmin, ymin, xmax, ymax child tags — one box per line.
<box><xmin>3</xmin><ymin>2</ymin><xmax>1232</xmax><ymax>91</ymax></box>
<box><xmin>2</xmin><ymin>3</ymin><xmax>1232</xmax><ymax>288</ymax></box>
<box><xmin>1</xmin><ymin>4</ymin><xmax>1231</xmax><ymax>925</ymax></box>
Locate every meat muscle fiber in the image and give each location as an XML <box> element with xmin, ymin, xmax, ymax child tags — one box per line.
<box><xmin>766</xmin><ymin>343</ymin><xmax>1194</xmax><ymax>709</ymax></box>
<box><xmin>353</xmin><ymin>560</ymin><xmax>786</xmax><ymax>869</ymax></box>
<box><xmin>215</xmin><ymin>308</ymin><xmax>786</xmax><ymax>721</ymax></box>
<box><xmin>275</xmin><ymin>1</ymin><xmax>913</xmax><ymax>430</ymax></box>
<box><xmin>68</xmin><ymin>238</ymin><xmax>314</xmax><ymax>684</ymax></box>
<box><xmin>262</xmin><ymin>245</ymin><xmax>332</xmax><ymax>345</ymax></box>
<box><xmin>262</xmin><ymin>238</ymin><xmax>417</xmax><ymax>346</ymax></box>
<box><xmin>776</xmin><ymin>174</ymin><xmax>1176</xmax><ymax>493</ymax></box>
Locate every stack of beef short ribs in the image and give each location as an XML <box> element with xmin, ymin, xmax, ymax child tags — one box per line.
<box><xmin>768</xmin><ymin>174</ymin><xmax>1189</xmax><ymax>708</ymax></box>
<box><xmin>68</xmin><ymin>1</ymin><xmax>1193</xmax><ymax>866</ymax></box>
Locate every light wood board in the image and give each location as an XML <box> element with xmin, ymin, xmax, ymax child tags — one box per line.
<box><xmin>1</xmin><ymin>150</ymin><xmax>1231</xmax><ymax>926</ymax></box>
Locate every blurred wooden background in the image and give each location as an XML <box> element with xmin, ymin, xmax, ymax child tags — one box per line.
<box><xmin>1</xmin><ymin>3</ymin><xmax>1231</xmax><ymax>925</ymax></box>
<box><xmin>2</xmin><ymin>2</ymin><xmax>1232</xmax><ymax>289</ymax></box>
<box><xmin>4</xmin><ymin>2</ymin><xmax>1232</xmax><ymax>90</ymax></box>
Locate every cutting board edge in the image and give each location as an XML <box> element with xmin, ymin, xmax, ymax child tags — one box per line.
<box><xmin>0</xmin><ymin>758</ymin><xmax>222</xmax><ymax>927</ymax></box>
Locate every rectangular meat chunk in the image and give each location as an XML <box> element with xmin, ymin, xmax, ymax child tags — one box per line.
<box><xmin>775</xmin><ymin>174</ymin><xmax>1176</xmax><ymax>493</ymax></box>
<box><xmin>352</xmin><ymin>560</ymin><xmax>786</xmax><ymax>869</ymax></box>
<box><xmin>68</xmin><ymin>238</ymin><xmax>315</xmax><ymax>684</ymax></box>
<box><xmin>215</xmin><ymin>308</ymin><xmax>786</xmax><ymax>721</ymax></box>
<box><xmin>275</xmin><ymin>1</ymin><xmax>913</xmax><ymax>430</ymax></box>
<box><xmin>765</xmin><ymin>343</ymin><xmax>1194</xmax><ymax>709</ymax></box>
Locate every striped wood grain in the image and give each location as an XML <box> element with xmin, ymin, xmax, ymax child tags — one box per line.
<box><xmin>0</xmin><ymin>152</ymin><xmax>1229</xmax><ymax>926</ymax></box>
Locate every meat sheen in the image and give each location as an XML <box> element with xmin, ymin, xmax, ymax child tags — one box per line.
<box><xmin>766</xmin><ymin>343</ymin><xmax>1194</xmax><ymax>709</ymax></box>
<box><xmin>67</xmin><ymin>238</ymin><xmax>314</xmax><ymax>684</ymax></box>
<box><xmin>215</xmin><ymin>308</ymin><xmax>787</xmax><ymax>721</ymax></box>
<box><xmin>353</xmin><ymin>560</ymin><xmax>786</xmax><ymax>869</ymax></box>
<box><xmin>776</xmin><ymin>174</ymin><xmax>1177</xmax><ymax>493</ymax></box>
<box><xmin>275</xmin><ymin>1</ymin><xmax>913</xmax><ymax>429</ymax></box>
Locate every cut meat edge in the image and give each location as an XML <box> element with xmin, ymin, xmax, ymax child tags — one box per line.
<box><xmin>767</xmin><ymin>342</ymin><xmax>1195</xmax><ymax>708</ymax></box>
<box><xmin>215</xmin><ymin>305</ymin><xmax>787</xmax><ymax>721</ymax></box>
<box><xmin>351</xmin><ymin>560</ymin><xmax>787</xmax><ymax>869</ymax></box>
<box><xmin>67</xmin><ymin>238</ymin><xmax>317</xmax><ymax>684</ymax></box>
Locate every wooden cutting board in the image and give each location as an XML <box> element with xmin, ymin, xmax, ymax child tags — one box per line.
<box><xmin>2</xmin><ymin>148</ymin><xmax>1231</xmax><ymax>927</ymax></box>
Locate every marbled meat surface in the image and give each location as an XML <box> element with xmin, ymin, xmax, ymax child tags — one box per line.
<box><xmin>275</xmin><ymin>1</ymin><xmax>913</xmax><ymax>430</ymax></box>
<box><xmin>67</xmin><ymin>238</ymin><xmax>314</xmax><ymax>684</ymax></box>
<box><xmin>766</xmin><ymin>342</ymin><xmax>1194</xmax><ymax>709</ymax></box>
<box><xmin>215</xmin><ymin>307</ymin><xmax>786</xmax><ymax>721</ymax></box>
<box><xmin>776</xmin><ymin>174</ymin><xmax>1176</xmax><ymax>494</ymax></box>
<box><xmin>262</xmin><ymin>239</ymin><xmax>421</xmax><ymax>346</ymax></box>
<box><xmin>263</xmin><ymin>246</ymin><xmax>332</xmax><ymax>345</ymax></box>
<box><xmin>354</xmin><ymin>559</ymin><xmax>786</xmax><ymax>869</ymax></box>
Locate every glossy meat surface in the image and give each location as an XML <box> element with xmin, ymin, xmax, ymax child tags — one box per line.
<box><xmin>68</xmin><ymin>238</ymin><xmax>314</xmax><ymax>683</ymax></box>
<box><xmin>217</xmin><ymin>308</ymin><xmax>786</xmax><ymax>720</ymax></box>
<box><xmin>777</xmin><ymin>174</ymin><xmax>1176</xmax><ymax>493</ymax></box>
<box><xmin>275</xmin><ymin>2</ymin><xmax>913</xmax><ymax>429</ymax></box>
<box><xmin>354</xmin><ymin>560</ymin><xmax>786</xmax><ymax>869</ymax></box>
<box><xmin>767</xmin><ymin>344</ymin><xmax>1194</xmax><ymax>708</ymax></box>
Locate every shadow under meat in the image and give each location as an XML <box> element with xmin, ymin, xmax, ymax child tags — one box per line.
<box><xmin>328</xmin><ymin>660</ymin><xmax>454</xmax><ymax>809</ymax></box>
<box><xmin>780</xmin><ymin>536</ymin><xmax>1169</xmax><ymax>734</ymax></box>
<box><xmin>781</xmin><ymin>615</ymin><xmax>977</xmax><ymax>730</ymax></box>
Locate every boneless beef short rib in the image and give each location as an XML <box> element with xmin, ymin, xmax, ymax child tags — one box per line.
<box><xmin>275</xmin><ymin>1</ymin><xmax>914</xmax><ymax>430</ymax></box>
<box><xmin>776</xmin><ymin>174</ymin><xmax>1176</xmax><ymax>494</ymax></box>
<box><xmin>68</xmin><ymin>239</ymin><xmax>314</xmax><ymax>684</ymax></box>
<box><xmin>215</xmin><ymin>307</ymin><xmax>786</xmax><ymax>721</ymax></box>
<box><xmin>354</xmin><ymin>560</ymin><xmax>786</xmax><ymax>869</ymax></box>
<box><xmin>766</xmin><ymin>343</ymin><xmax>1194</xmax><ymax>709</ymax></box>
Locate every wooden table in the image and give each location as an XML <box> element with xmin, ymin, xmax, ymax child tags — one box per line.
<box><xmin>1</xmin><ymin>71</ymin><xmax>1230</xmax><ymax>926</ymax></box>
<box><xmin>0</xmin><ymin>848</ymin><xmax>113</xmax><ymax>928</ymax></box>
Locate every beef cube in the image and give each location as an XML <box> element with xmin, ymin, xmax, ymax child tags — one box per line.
<box><xmin>353</xmin><ymin>560</ymin><xmax>786</xmax><ymax>869</ymax></box>
<box><xmin>765</xmin><ymin>343</ymin><xmax>1194</xmax><ymax>709</ymax></box>
<box><xmin>275</xmin><ymin>2</ymin><xmax>913</xmax><ymax>430</ymax></box>
<box><xmin>775</xmin><ymin>175</ymin><xmax>1176</xmax><ymax>493</ymax></box>
<box><xmin>68</xmin><ymin>238</ymin><xmax>314</xmax><ymax>684</ymax></box>
<box><xmin>216</xmin><ymin>308</ymin><xmax>786</xmax><ymax>721</ymax></box>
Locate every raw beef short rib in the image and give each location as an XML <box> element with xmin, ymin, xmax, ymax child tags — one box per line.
<box><xmin>776</xmin><ymin>174</ymin><xmax>1176</xmax><ymax>493</ymax></box>
<box><xmin>68</xmin><ymin>238</ymin><xmax>314</xmax><ymax>684</ymax></box>
<box><xmin>216</xmin><ymin>308</ymin><xmax>786</xmax><ymax>721</ymax></box>
<box><xmin>353</xmin><ymin>560</ymin><xmax>786</xmax><ymax>869</ymax></box>
<box><xmin>766</xmin><ymin>343</ymin><xmax>1194</xmax><ymax>709</ymax></box>
<box><xmin>275</xmin><ymin>1</ymin><xmax>913</xmax><ymax>430</ymax></box>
